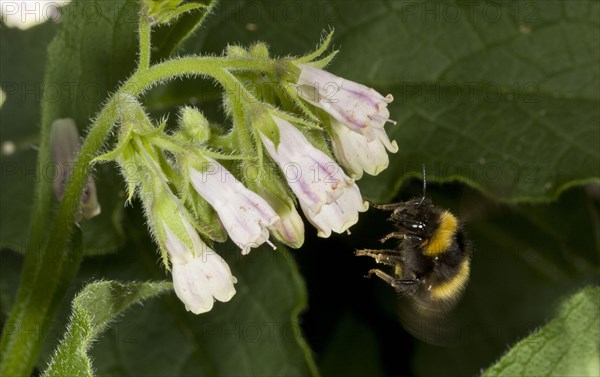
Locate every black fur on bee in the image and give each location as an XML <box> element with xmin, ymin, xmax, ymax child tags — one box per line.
<box><xmin>357</xmin><ymin>192</ymin><xmax>472</xmax><ymax>311</ymax></box>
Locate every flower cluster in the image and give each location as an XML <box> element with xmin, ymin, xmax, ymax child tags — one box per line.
<box><xmin>97</xmin><ymin>34</ymin><xmax>397</xmax><ymax>314</ymax></box>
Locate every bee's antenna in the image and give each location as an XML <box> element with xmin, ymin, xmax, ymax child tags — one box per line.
<box><xmin>418</xmin><ymin>163</ymin><xmax>427</xmax><ymax>207</ymax></box>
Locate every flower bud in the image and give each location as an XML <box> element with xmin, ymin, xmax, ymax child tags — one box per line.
<box><xmin>179</xmin><ymin>106</ymin><xmax>211</xmax><ymax>143</ymax></box>
<box><xmin>226</xmin><ymin>45</ymin><xmax>248</xmax><ymax>58</ymax></box>
<box><xmin>249</xmin><ymin>43</ymin><xmax>269</xmax><ymax>59</ymax></box>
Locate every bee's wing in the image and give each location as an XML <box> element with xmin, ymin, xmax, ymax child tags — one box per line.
<box><xmin>396</xmin><ymin>294</ymin><xmax>464</xmax><ymax>346</ymax></box>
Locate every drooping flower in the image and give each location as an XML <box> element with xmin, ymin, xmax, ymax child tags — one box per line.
<box><xmin>330</xmin><ymin>118</ymin><xmax>399</xmax><ymax>179</ymax></box>
<box><xmin>259</xmin><ymin>115</ymin><xmax>368</xmax><ymax>237</ymax></box>
<box><xmin>295</xmin><ymin>64</ymin><xmax>395</xmax><ymax>141</ymax></box>
<box><xmin>50</xmin><ymin>118</ymin><xmax>101</xmax><ymax>220</ymax></box>
<box><xmin>300</xmin><ymin>183</ymin><xmax>366</xmax><ymax>238</ymax></box>
<box><xmin>162</xmin><ymin>217</ymin><xmax>236</xmax><ymax>314</ymax></box>
<box><xmin>189</xmin><ymin>158</ymin><xmax>279</xmax><ymax>254</ymax></box>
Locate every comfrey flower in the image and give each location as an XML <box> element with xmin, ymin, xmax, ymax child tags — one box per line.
<box><xmin>330</xmin><ymin>118</ymin><xmax>399</xmax><ymax>179</ymax></box>
<box><xmin>162</xmin><ymin>217</ymin><xmax>236</xmax><ymax>314</ymax></box>
<box><xmin>295</xmin><ymin>63</ymin><xmax>395</xmax><ymax>141</ymax></box>
<box><xmin>189</xmin><ymin>158</ymin><xmax>280</xmax><ymax>254</ymax></box>
<box><xmin>50</xmin><ymin>118</ymin><xmax>101</xmax><ymax>220</ymax></box>
<box><xmin>259</xmin><ymin>115</ymin><xmax>368</xmax><ymax>237</ymax></box>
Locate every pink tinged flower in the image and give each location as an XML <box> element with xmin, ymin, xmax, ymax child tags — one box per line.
<box><xmin>296</xmin><ymin>64</ymin><xmax>395</xmax><ymax>140</ymax></box>
<box><xmin>331</xmin><ymin>118</ymin><xmax>399</xmax><ymax>179</ymax></box>
<box><xmin>301</xmin><ymin>183</ymin><xmax>367</xmax><ymax>238</ymax></box>
<box><xmin>163</xmin><ymin>219</ymin><xmax>236</xmax><ymax>314</ymax></box>
<box><xmin>269</xmin><ymin>206</ymin><xmax>304</xmax><ymax>248</ymax></box>
<box><xmin>260</xmin><ymin>116</ymin><xmax>368</xmax><ymax>237</ymax></box>
<box><xmin>50</xmin><ymin>118</ymin><xmax>101</xmax><ymax>220</ymax></box>
<box><xmin>189</xmin><ymin>159</ymin><xmax>279</xmax><ymax>255</ymax></box>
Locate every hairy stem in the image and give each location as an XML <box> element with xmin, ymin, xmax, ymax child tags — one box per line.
<box><xmin>138</xmin><ymin>14</ymin><xmax>152</xmax><ymax>70</ymax></box>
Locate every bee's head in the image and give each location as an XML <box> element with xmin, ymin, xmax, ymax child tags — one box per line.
<box><xmin>387</xmin><ymin>197</ymin><xmax>434</xmax><ymax>223</ymax></box>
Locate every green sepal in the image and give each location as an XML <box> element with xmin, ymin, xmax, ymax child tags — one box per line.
<box><xmin>303</xmin><ymin>108</ymin><xmax>336</xmax><ymax>159</ymax></box>
<box><xmin>282</xmin><ymin>83</ymin><xmax>321</xmax><ymax>123</ymax></box>
<box><xmin>142</xmin><ymin>175</ymin><xmax>198</xmax><ymax>266</ymax></box>
<box><xmin>91</xmin><ymin>123</ymin><xmax>135</xmax><ymax>164</ymax></box>
<box><xmin>186</xmin><ymin>192</ymin><xmax>227</xmax><ymax>242</ymax></box>
<box><xmin>226</xmin><ymin>45</ymin><xmax>248</xmax><ymax>58</ymax></box>
<box><xmin>243</xmin><ymin>162</ymin><xmax>304</xmax><ymax>249</ymax></box>
<box><xmin>178</xmin><ymin>106</ymin><xmax>211</xmax><ymax>143</ymax></box>
<box><xmin>308</xmin><ymin>49</ymin><xmax>339</xmax><ymax>69</ymax></box>
<box><xmin>249</xmin><ymin>43</ymin><xmax>270</xmax><ymax>59</ymax></box>
<box><xmin>143</xmin><ymin>0</ymin><xmax>208</xmax><ymax>26</ymax></box>
<box><xmin>271</xmin><ymin>108</ymin><xmax>322</xmax><ymax>131</ymax></box>
<box><xmin>295</xmin><ymin>29</ymin><xmax>335</xmax><ymax>63</ymax></box>
<box><xmin>244</xmin><ymin>160</ymin><xmax>295</xmax><ymax>210</ymax></box>
<box><xmin>120</xmin><ymin>142</ymin><xmax>144</xmax><ymax>203</ymax></box>
<box><xmin>245</xmin><ymin>103</ymin><xmax>280</xmax><ymax>148</ymax></box>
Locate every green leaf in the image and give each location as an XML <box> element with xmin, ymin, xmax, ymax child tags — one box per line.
<box><xmin>344</xmin><ymin>0</ymin><xmax>600</xmax><ymax>202</ymax></box>
<box><xmin>0</xmin><ymin>227</ymin><xmax>84</xmax><ymax>376</ymax></box>
<box><xmin>0</xmin><ymin>0</ymin><xmax>141</xmax><ymax>255</ymax></box>
<box><xmin>482</xmin><ymin>286</ymin><xmax>600</xmax><ymax>377</ymax></box>
<box><xmin>42</xmin><ymin>281</ymin><xmax>172</xmax><ymax>377</ymax></box>
<box><xmin>0</xmin><ymin>22</ymin><xmax>57</xmax><ymax>253</ymax></box>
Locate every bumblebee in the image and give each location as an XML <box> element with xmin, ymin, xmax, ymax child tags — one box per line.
<box><xmin>356</xmin><ymin>168</ymin><xmax>472</xmax><ymax>314</ymax></box>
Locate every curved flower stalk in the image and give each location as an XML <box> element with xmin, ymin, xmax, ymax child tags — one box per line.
<box><xmin>188</xmin><ymin>158</ymin><xmax>280</xmax><ymax>254</ymax></box>
<box><xmin>259</xmin><ymin>115</ymin><xmax>368</xmax><ymax>237</ymax></box>
<box><xmin>295</xmin><ymin>63</ymin><xmax>396</xmax><ymax>141</ymax></box>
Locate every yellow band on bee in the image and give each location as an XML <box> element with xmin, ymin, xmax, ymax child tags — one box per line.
<box><xmin>430</xmin><ymin>260</ymin><xmax>470</xmax><ymax>300</ymax></box>
<box><xmin>424</xmin><ymin>211</ymin><xmax>458</xmax><ymax>256</ymax></box>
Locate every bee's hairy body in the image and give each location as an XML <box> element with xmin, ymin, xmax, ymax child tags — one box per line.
<box><xmin>357</xmin><ymin>197</ymin><xmax>472</xmax><ymax>310</ymax></box>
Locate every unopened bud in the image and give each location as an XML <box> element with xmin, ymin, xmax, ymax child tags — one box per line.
<box><xmin>226</xmin><ymin>45</ymin><xmax>248</xmax><ymax>58</ymax></box>
<box><xmin>249</xmin><ymin>43</ymin><xmax>269</xmax><ymax>59</ymax></box>
<box><xmin>179</xmin><ymin>106</ymin><xmax>211</xmax><ymax>143</ymax></box>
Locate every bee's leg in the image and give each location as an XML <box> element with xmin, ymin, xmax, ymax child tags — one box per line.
<box><xmin>379</xmin><ymin>232</ymin><xmax>423</xmax><ymax>244</ymax></box>
<box><xmin>367</xmin><ymin>269</ymin><xmax>419</xmax><ymax>293</ymax></box>
<box><xmin>369</xmin><ymin>201</ymin><xmax>407</xmax><ymax>211</ymax></box>
<box><xmin>355</xmin><ymin>249</ymin><xmax>403</xmax><ymax>267</ymax></box>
